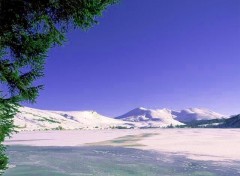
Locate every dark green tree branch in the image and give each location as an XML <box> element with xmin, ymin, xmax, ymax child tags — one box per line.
<box><xmin>0</xmin><ymin>0</ymin><xmax>118</xmax><ymax>173</ymax></box>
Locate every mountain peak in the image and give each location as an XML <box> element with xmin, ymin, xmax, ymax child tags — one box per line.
<box><xmin>116</xmin><ymin>107</ymin><xmax>225</xmax><ymax>124</ymax></box>
<box><xmin>116</xmin><ymin>107</ymin><xmax>183</xmax><ymax>127</ymax></box>
<box><xmin>138</xmin><ymin>107</ymin><xmax>148</xmax><ymax>110</ymax></box>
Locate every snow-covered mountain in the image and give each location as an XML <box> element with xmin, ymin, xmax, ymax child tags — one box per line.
<box><xmin>116</xmin><ymin>107</ymin><xmax>226</xmax><ymax>127</ymax></box>
<box><xmin>115</xmin><ymin>107</ymin><xmax>184</xmax><ymax>127</ymax></box>
<box><xmin>14</xmin><ymin>107</ymin><xmax>226</xmax><ymax>131</ymax></box>
<box><xmin>172</xmin><ymin>108</ymin><xmax>225</xmax><ymax>122</ymax></box>
<box><xmin>14</xmin><ymin>107</ymin><xmax>131</xmax><ymax>131</ymax></box>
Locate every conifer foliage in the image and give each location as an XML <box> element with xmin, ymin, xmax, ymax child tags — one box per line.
<box><xmin>0</xmin><ymin>0</ymin><xmax>117</xmax><ymax>173</ymax></box>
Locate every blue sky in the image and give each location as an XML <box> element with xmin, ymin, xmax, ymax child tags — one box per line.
<box><xmin>25</xmin><ymin>0</ymin><xmax>240</xmax><ymax>117</ymax></box>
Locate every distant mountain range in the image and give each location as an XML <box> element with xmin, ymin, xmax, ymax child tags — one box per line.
<box><xmin>182</xmin><ymin>114</ymin><xmax>240</xmax><ymax>128</ymax></box>
<box><xmin>13</xmin><ymin>106</ymin><xmax>231</xmax><ymax>131</ymax></box>
<box><xmin>219</xmin><ymin>115</ymin><xmax>240</xmax><ymax>128</ymax></box>
<box><xmin>116</xmin><ymin>107</ymin><xmax>224</xmax><ymax>125</ymax></box>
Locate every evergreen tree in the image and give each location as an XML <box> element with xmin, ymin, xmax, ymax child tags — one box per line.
<box><xmin>0</xmin><ymin>0</ymin><xmax>118</xmax><ymax>173</ymax></box>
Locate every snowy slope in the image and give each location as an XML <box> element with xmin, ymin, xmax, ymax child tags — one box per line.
<box><xmin>14</xmin><ymin>107</ymin><xmax>132</xmax><ymax>131</ymax></box>
<box><xmin>115</xmin><ymin>107</ymin><xmax>184</xmax><ymax>127</ymax></box>
<box><xmin>172</xmin><ymin>108</ymin><xmax>225</xmax><ymax>122</ymax></box>
<box><xmin>116</xmin><ymin>107</ymin><xmax>225</xmax><ymax>127</ymax></box>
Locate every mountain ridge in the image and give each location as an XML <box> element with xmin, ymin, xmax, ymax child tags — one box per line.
<box><xmin>116</xmin><ymin>107</ymin><xmax>225</xmax><ymax>122</ymax></box>
<box><xmin>13</xmin><ymin>106</ymin><xmax>227</xmax><ymax>131</ymax></box>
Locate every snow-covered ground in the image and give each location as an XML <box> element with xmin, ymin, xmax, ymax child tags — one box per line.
<box><xmin>5</xmin><ymin>129</ymin><xmax>240</xmax><ymax>163</ymax></box>
<box><xmin>10</xmin><ymin>107</ymin><xmax>235</xmax><ymax>163</ymax></box>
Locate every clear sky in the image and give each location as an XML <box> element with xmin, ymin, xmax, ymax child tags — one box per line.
<box><xmin>25</xmin><ymin>0</ymin><xmax>240</xmax><ymax>117</ymax></box>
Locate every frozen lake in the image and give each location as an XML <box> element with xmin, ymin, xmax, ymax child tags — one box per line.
<box><xmin>3</xmin><ymin>129</ymin><xmax>240</xmax><ymax>175</ymax></box>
